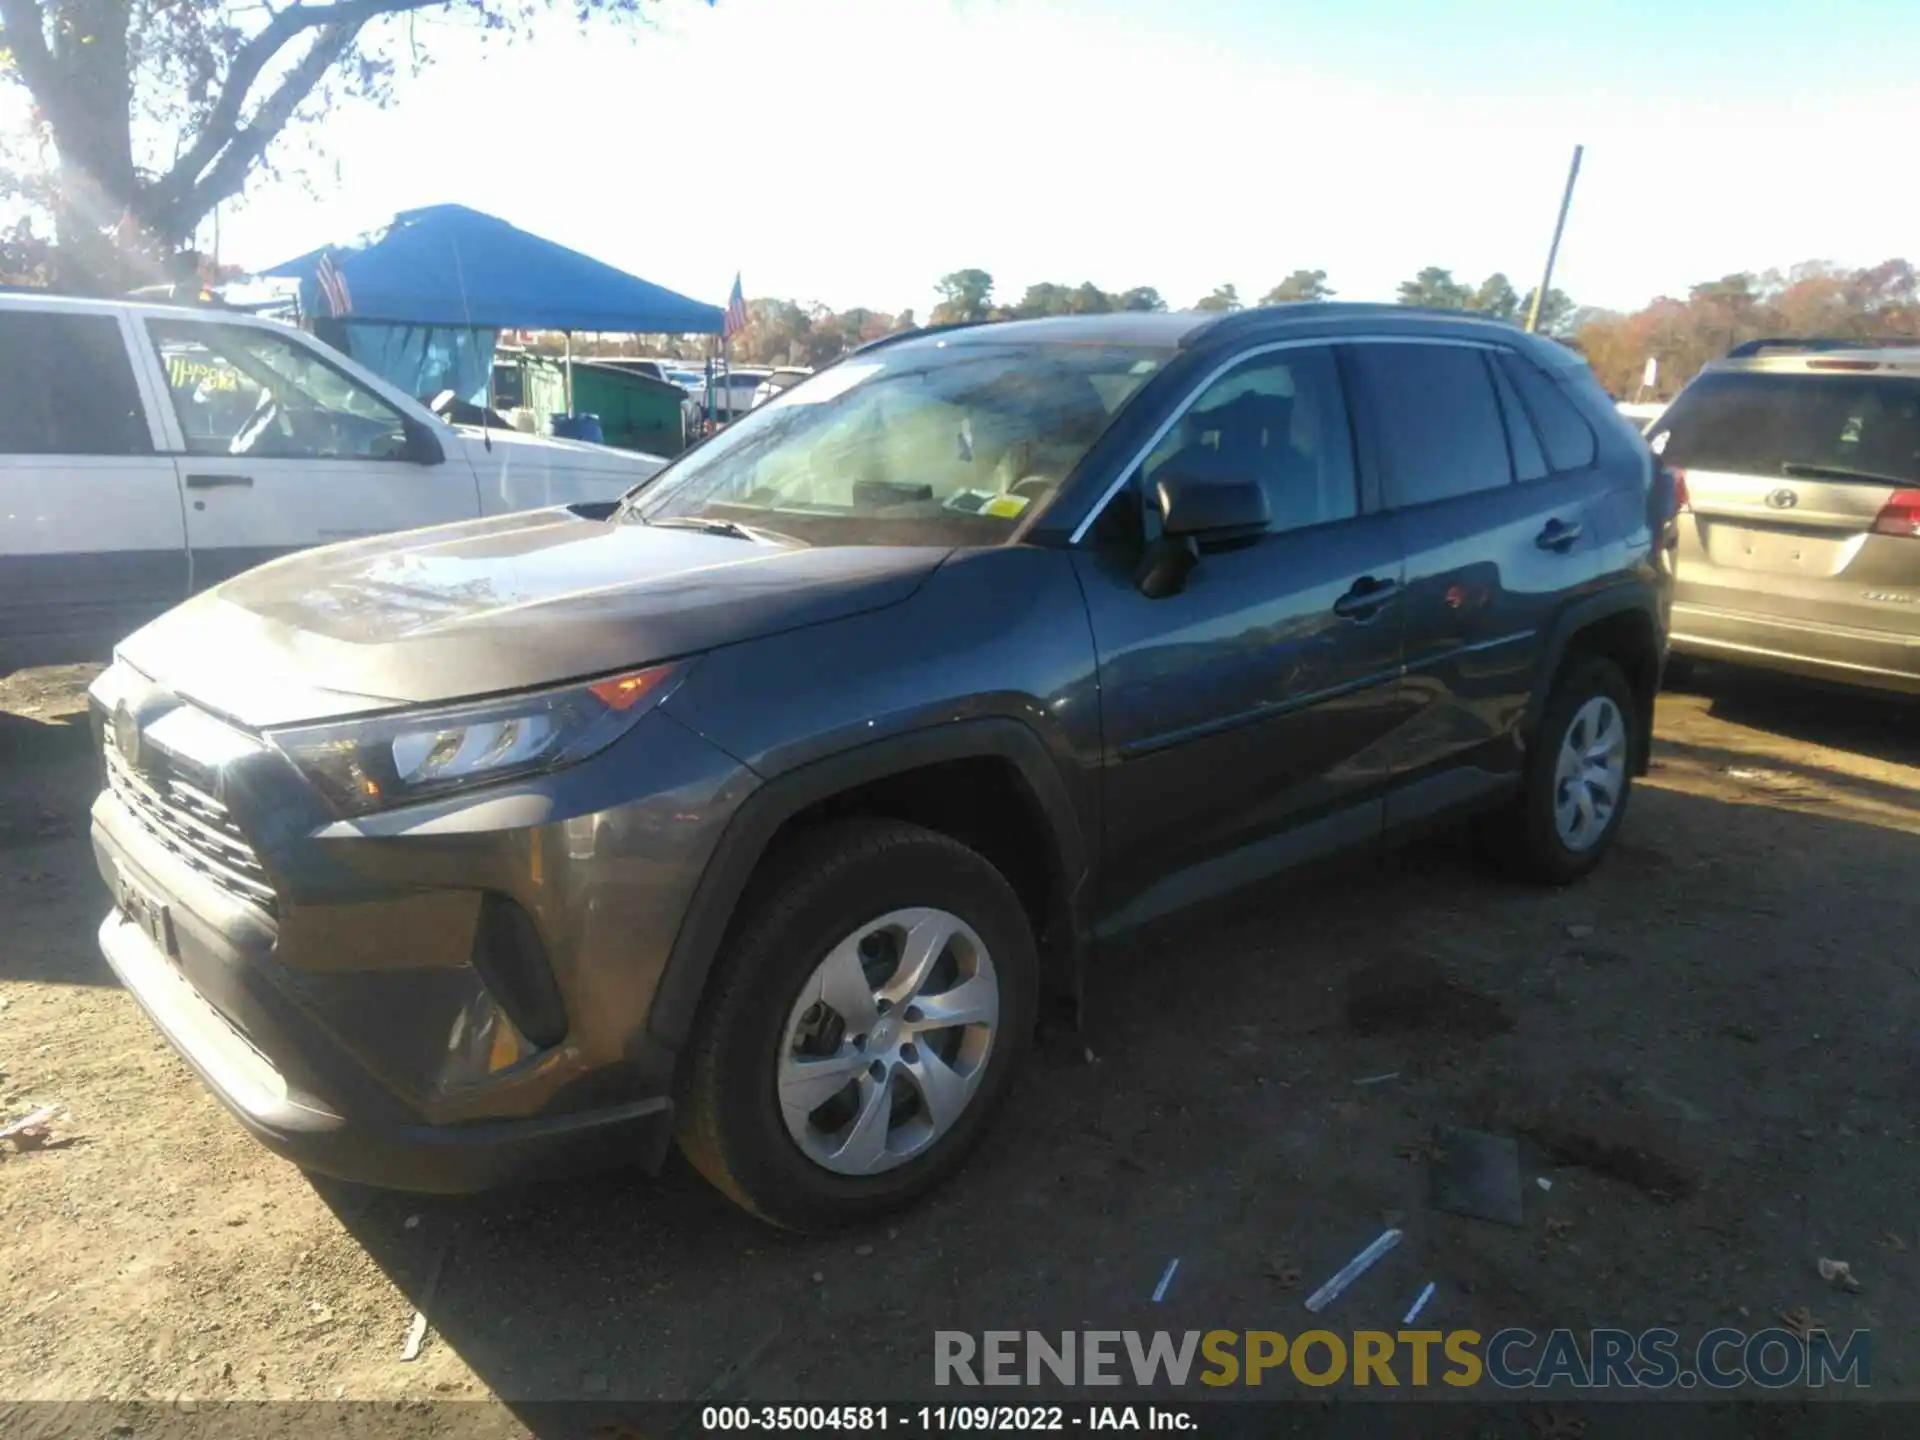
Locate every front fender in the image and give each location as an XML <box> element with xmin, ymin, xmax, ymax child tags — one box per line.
<box><xmin>644</xmin><ymin>716</ymin><xmax>1091</xmax><ymax>1054</ymax></box>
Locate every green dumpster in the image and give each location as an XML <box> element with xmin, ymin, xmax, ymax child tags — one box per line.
<box><xmin>513</xmin><ymin>354</ymin><xmax>687</xmax><ymax>457</ymax></box>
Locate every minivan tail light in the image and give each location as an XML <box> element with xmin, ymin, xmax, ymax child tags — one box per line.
<box><xmin>1871</xmin><ymin>489</ymin><xmax>1920</xmax><ymax>538</ymax></box>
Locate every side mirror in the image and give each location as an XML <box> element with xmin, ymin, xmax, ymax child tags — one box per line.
<box><xmin>404</xmin><ymin>416</ymin><xmax>446</xmax><ymax>466</ymax></box>
<box><xmin>1156</xmin><ymin>470</ymin><xmax>1269</xmax><ymax>542</ymax></box>
<box><xmin>1129</xmin><ymin>469</ymin><xmax>1268</xmax><ymax>600</ymax></box>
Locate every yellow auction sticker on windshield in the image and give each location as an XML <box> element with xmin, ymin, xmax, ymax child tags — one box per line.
<box><xmin>983</xmin><ymin>494</ymin><xmax>1031</xmax><ymax>518</ymax></box>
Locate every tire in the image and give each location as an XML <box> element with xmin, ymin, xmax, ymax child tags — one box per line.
<box><xmin>675</xmin><ymin>818</ymin><xmax>1038</xmax><ymax>1232</ymax></box>
<box><xmin>1484</xmin><ymin>655</ymin><xmax>1640</xmax><ymax>886</ymax></box>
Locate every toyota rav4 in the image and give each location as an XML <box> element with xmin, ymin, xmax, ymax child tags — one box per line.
<box><xmin>87</xmin><ymin>307</ymin><xmax>1674</xmax><ymax>1231</ymax></box>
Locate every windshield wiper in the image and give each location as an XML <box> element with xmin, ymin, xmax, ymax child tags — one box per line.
<box><xmin>646</xmin><ymin>515</ymin><xmax>757</xmax><ymax>540</ymax></box>
<box><xmin>1781</xmin><ymin>462</ymin><xmax>1915</xmax><ymax>487</ymax></box>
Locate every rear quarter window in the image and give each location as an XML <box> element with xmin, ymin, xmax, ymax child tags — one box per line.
<box><xmin>0</xmin><ymin>311</ymin><xmax>152</xmax><ymax>457</ymax></box>
<box><xmin>1497</xmin><ymin>351</ymin><xmax>1598</xmax><ymax>473</ymax></box>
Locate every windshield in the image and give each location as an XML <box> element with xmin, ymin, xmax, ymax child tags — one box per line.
<box><xmin>629</xmin><ymin>340</ymin><xmax>1170</xmax><ymax>546</ymax></box>
<box><xmin>1653</xmin><ymin>371</ymin><xmax>1920</xmax><ymax>483</ymax></box>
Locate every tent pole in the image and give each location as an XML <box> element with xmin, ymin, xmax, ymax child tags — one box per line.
<box><xmin>564</xmin><ymin>331</ymin><xmax>574</xmax><ymax>414</ymax></box>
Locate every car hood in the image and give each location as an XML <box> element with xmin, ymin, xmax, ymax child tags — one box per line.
<box><xmin>116</xmin><ymin>509</ymin><xmax>950</xmax><ymax>729</ymax></box>
<box><xmin>454</xmin><ymin>425</ymin><xmax>665</xmax><ymax>485</ymax></box>
<box><xmin>452</xmin><ymin>424</ymin><xmax>660</xmax><ymax>470</ymax></box>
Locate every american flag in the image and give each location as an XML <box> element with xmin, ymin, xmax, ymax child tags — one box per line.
<box><xmin>723</xmin><ymin>273</ymin><xmax>747</xmax><ymax>338</ymax></box>
<box><xmin>315</xmin><ymin>250</ymin><xmax>353</xmax><ymax>317</ymax></box>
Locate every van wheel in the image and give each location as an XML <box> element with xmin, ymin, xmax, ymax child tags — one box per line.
<box><xmin>1485</xmin><ymin>656</ymin><xmax>1639</xmax><ymax>885</ymax></box>
<box><xmin>676</xmin><ymin>819</ymin><xmax>1038</xmax><ymax>1232</ymax></box>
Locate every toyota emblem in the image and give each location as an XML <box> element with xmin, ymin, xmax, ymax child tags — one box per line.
<box><xmin>1765</xmin><ymin>488</ymin><xmax>1799</xmax><ymax>510</ymax></box>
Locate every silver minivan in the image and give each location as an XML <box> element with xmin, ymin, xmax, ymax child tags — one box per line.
<box><xmin>1651</xmin><ymin>340</ymin><xmax>1920</xmax><ymax>695</ymax></box>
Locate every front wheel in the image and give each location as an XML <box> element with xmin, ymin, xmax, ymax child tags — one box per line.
<box><xmin>676</xmin><ymin>819</ymin><xmax>1038</xmax><ymax>1232</ymax></box>
<box><xmin>1484</xmin><ymin>656</ymin><xmax>1639</xmax><ymax>885</ymax></box>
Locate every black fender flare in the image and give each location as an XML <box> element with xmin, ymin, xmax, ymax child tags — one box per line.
<box><xmin>646</xmin><ymin>717</ymin><xmax>1092</xmax><ymax>1055</ymax></box>
<box><xmin>1526</xmin><ymin>584</ymin><xmax>1664</xmax><ymax>776</ymax></box>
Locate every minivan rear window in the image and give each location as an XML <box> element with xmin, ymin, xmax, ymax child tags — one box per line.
<box><xmin>1653</xmin><ymin>371</ymin><xmax>1920</xmax><ymax>484</ymax></box>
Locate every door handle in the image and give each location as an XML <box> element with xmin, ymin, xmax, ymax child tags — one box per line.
<box><xmin>1535</xmin><ymin>518</ymin><xmax>1582</xmax><ymax>552</ymax></box>
<box><xmin>184</xmin><ymin>473</ymin><xmax>254</xmax><ymax>489</ymax></box>
<box><xmin>1333</xmin><ymin>576</ymin><xmax>1400</xmax><ymax>620</ymax></box>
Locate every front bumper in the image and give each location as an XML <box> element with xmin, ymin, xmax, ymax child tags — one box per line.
<box><xmin>88</xmin><ymin>681</ymin><xmax>757</xmax><ymax>1194</ymax></box>
<box><xmin>1671</xmin><ymin>602</ymin><xmax>1920</xmax><ymax>697</ymax></box>
<box><xmin>97</xmin><ymin>905</ymin><xmax>673</xmax><ymax>1191</ymax></box>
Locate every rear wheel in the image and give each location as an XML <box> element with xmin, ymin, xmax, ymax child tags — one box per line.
<box><xmin>676</xmin><ymin>819</ymin><xmax>1037</xmax><ymax>1232</ymax></box>
<box><xmin>1484</xmin><ymin>656</ymin><xmax>1639</xmax><ymax>885</ymax></box>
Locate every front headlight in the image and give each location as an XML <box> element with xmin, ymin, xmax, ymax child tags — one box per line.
<box><xmin>269</xmin><ymin>664</ymin><xmax>682</xmax><ymax>818</ymax></box>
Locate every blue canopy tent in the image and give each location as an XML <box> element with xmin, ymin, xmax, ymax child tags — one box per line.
<box><xmin>261</xmin><ymin>204</ymin><xmax>724</xmax><ymax>407</ymax></box>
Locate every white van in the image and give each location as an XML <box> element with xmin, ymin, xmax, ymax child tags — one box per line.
<box><xmin>0</xmin><ymin>292</ymin><xmax>667</xmax><ymax>672</ymax></box>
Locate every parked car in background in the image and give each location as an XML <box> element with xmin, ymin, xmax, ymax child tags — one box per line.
<box><xmin>84</xmin><ymin>307</ymin><xmax>1668</xmax><ymax>1231</ymax></box>
<box><xmin>709</xmin><ymin>367</ymin><xmax>772</xmax><ymax>419</ymax></box>
<box><xmin>751</xmin><ymin>367</ymin><xmax>815</xmax><ymax>408</ymax></box>
<box><xmin>1650</xmin><ymin>338</ymin><xmax>1920</xmax><ymax>695</ymax></box>
<box><xmin>0</xmin><ymin>291</ymin><xmax>666</xmax><ymax>673</ymax></box>
<box><xmin>590</xmin><ymin>358</ymin><xmax>669</xmax><ymax>383</ymax></box>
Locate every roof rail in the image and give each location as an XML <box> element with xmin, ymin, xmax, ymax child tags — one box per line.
<box><xmin>1181</xmin><ymin>301</ymin><xmax>1513</xmax><ymax>349</ymax></box>
<box><xmin>850</xmin><ymin>318</ymin><xmax>1000</xmax><ymax>356</ymax></box>
<box><xmin>1726</xmin><ymin>336</ymin><xmax>1919</xmax><ymax>359</ymax></box>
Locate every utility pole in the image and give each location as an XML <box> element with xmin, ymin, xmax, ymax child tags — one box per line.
<box><xmin>1526</xmin><ymin>143</ymin><xmax>1584</xmax><ymax>335</ymax></box>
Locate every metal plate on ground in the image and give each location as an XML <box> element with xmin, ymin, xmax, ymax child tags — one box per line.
<box><xmin>1431</xmin><ymin>1126</ymin><xmax>1524</xmax><ymax>1226</ymax></box>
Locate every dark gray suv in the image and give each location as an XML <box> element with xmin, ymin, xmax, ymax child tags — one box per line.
<box><xmin>86</xmin><ymin>307</ymin><xmax>1674</xmax><ymax>1231</ymax></box>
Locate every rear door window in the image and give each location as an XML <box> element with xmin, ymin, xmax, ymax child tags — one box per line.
<box><xmin>0</xmin><ymin>311</ymin><xmax>152</xmax><ymax>456</ymax></box>
<box><xmin>1653</xmin><ymin>371</ymin><xmax>1920</xmax><ymax>484</ymax></box>
<box><xmin>1351</xmin><ymin>343</ymin><xmax>1513</xmax><ymax>507</ymax></box>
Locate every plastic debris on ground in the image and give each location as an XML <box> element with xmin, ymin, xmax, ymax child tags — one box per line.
<box><xmin>400</xmin><ymin>1310</ymin><xmax>429</xmax><ymax>1362</ymax></box>
<box><xmin>1403</xmin><ymin>1281</ymin><xmax>1436</xmax><ymax>1325</ymax></box>
<box><xmin>400</xmin><ymin>1242</ymin><xmax>451</xmax><ymax>1361</ymax></box>
<box><xmin>0</xmin><ymin>1104</ymin><xmax>59</xmax><ymax>1151</ymax></box>
<box><xmin>1817</xmin><ymin>1257</ymin><xmax>1861</xmax><ymax>1293</ymax></box>
<box><xmin>1304</xmin><ymin>1228</ymin><xmax>1401</xmax><ymax>1313</ymax></box>
<box><xmin>1152</xmin><ymin>1258</ymin><xmax>1179</xmax><ymax>1303</ymax></box>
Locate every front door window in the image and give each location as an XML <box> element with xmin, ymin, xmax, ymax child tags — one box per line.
<box><xmin>148</xmin><ymin>321</ymin><xmax>413</xmax><ymax>461</ymax></box>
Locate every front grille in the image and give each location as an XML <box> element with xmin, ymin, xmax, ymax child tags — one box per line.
<box><xmin>103</xmin><ymin>721</ymin><xmax>278</xmax><ymax>916</ymax></box>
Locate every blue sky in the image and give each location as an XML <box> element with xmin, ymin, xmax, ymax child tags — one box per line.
<box><xmin>192</xmin><ymin>0</ymin><xmax>1920</xmax><ymax>319</ymax></box>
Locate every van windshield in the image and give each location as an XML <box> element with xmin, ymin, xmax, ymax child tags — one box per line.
<box><xmin>626</xmin><ymin>341</ymin><xmax>1170</xmax><ymax>546</ymax></box>
<box><xmin>1653</xmin><ymin>371</ymin><xmax>1920</xmax><ymax>484</ymax></box>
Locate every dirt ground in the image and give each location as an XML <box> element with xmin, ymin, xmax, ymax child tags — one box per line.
<box><xmin>1</xmin><ymin>659</ymin><xmax>1916</xmax><ymax>1424</ymax></box>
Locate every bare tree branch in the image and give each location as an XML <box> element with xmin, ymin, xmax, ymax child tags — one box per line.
<box><xmin>149</xmin><ymin>0</ymin><xmax>445</xmax><ymax>217</ymax></box>
<box><xmin>174</xmin><ymin>18</ymin><xmax>363</xmax><ymax>222</ymax></box>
